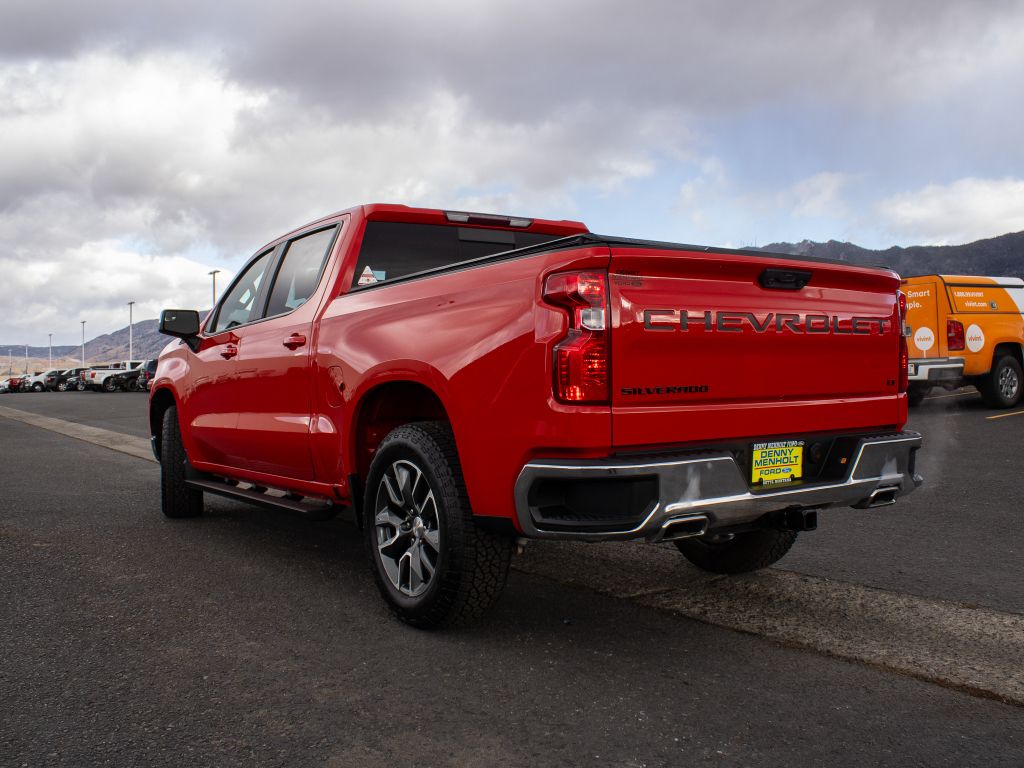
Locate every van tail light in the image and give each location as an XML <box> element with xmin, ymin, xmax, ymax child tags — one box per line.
<box><xmin>898</xmin><ymin>291</ymin><xmax>909</xmax><ymax>393</ymax></box>
<box><xmin>543</xmin><ymin>271</ymin><xmax>610</xmax><ymax>403</ymax></box>
<box><xmin>947</xmin><ymin>319</ymin><xmax>965</xmax><ymax>351</ymax></box>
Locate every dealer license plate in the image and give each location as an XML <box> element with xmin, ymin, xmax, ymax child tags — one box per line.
<box><xmin>751</xmin><ymin>440</ymin><xmax>804</xmax><ymax>487</ymax></box>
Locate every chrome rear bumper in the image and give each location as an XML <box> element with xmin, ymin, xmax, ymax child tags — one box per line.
<box><xmin>514</xmin><ymin>432</ymin><xmax>923</xmax><ymax>542</ymax></box>
<box><xmin>908</xmin><ymin>357</ymin><xmax>964</xmax><ymax>382</ymax></box>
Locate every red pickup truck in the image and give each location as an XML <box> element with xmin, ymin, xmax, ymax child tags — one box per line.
<box><xmin>152</xmin><ymin>204</ymin><xmax>922</xmax><ymax>627</ymax></box>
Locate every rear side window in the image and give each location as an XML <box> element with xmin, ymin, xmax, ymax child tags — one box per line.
<box><xmin>211</xmin><ymin>250</ymin><xmax>273</xmax><ymax>332</ymax></box>
<box><xmin>265</xmin><ymin>226</ymin><xmax>337</xmax><ymax>318</ymax></box>
<box><xmin>351</xmin><ymin>222</ymin><xmax>561</xmax><ymax>288</ymax></box>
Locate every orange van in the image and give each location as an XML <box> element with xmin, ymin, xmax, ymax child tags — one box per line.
<box><xmin>901</xmin><ymin>275</ymin><xmax>1024</xmax><ymax>407</ymax></box>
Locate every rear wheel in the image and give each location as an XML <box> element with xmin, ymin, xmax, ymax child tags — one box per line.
<box><xmin>32</xmin><ymin>383</ymin><xmax>43</xmax><ymax>392</ymax></box>
<box><xmin>675</xmin><ymin>529</ymin><xmax>798</xmax><ymax>574</ymax></box>
<box><xmin>978</xmin><ymin>354</ymin><xmax>1023</xmax><ymax>409</ymax></box>
<box><xmin>160</xmin><ymin>406</ymin><xmax>203</xmax><ymax>518</ymax></box>
<box><xmin>57</xmin><ymin>381</ymin><xmax>67</xmax><ymax>392</ymax></box>
<box><xmin>364</xmin><ymin>421</ymin><xmax>512</xmax><ymax>628</ymax></box>
<box><xmin>103</xmin><ymin>378</ymin><xmax>118</xmax><ymax>392</ymax></box>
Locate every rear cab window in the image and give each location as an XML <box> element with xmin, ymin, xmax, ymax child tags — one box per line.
<box><xmin>350</xmin><ymin>222</ymin><xmax>562</xmax><ymax>288</ymax></box>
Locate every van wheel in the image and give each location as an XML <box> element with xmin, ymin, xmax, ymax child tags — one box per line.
<box><xmin>978</xmin><ymin>354</ymin><xmax>1023</xmax><ymax>409</ymax></box>
<box><xmin>364</xmin><ymin>421</ymin><xmax>512</xmax><ymax>628</ymax></box>
<box><xmin>160</xmin><ymin>406</ymin><xmax>203</xmax><ymax>518</ymax></box>
<box><xmin>906</xmin><ymin>385</ymin><xmax>929</xmax><ymax>406</ymax></box>
<box><xmin>675</xmin><ymin>529</ymin><xmax>798</xmax><ymax>574</ymax></box>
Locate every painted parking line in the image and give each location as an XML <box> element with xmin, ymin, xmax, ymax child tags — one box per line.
<box><xmin>5</xmin><ymin>403</ymin><xmax>1023</xmax><ymax>708</ymax></box>
<box><xmin>0</xmin><ymin>405</ymin><xmax>156</xmax><ymax>463</ymax></box>
<box><xmin>986</xmin><ymin>409</ymin><xmax>1024</xmax><ymax>421</ymax></box>
<box><xmin>924</xmin><ymin>391</ymin><xmax>976</xmax><ymax>400</ymax></box>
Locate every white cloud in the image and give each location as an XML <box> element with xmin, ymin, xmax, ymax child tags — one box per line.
<box><xmin>0</xmin><ymin>51</ymin><xmax>675</xmax><ymax>344</ymax></box>
<box><xmin>880</xmin><ymin>177</ymin><xmax>1024</xmax><ymax>244</ymax></box>
<box><xmin>3</xmin><ymin>2</ymin><xmax>1024</xmax><ymax>342</ymax></box>
<box><xmin>788</xmin><ymin>172</ymin><xmax>851</xmax><ymax>219</ymax></box>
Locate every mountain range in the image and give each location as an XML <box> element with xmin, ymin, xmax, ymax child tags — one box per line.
<box><xmin>756</xmin><ymin>230</ymin><xmax>1024</xmax><ymax>278</ymax></box>
<box><xmin>3</xmin><ymin>230</ymin><xmax>1024</xmax><ymax>370</ymax></box>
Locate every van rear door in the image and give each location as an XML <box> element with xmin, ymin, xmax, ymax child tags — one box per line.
<box><xmin>903</xmin><ymin>280</ymin><xmax>942</xmax><ymax>359</ymax></box>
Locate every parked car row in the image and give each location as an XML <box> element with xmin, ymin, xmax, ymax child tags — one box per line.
<box><xmin>0</xmin><ymin>360</ymin><xmax>157</xmax><ymax>393</ymax></box>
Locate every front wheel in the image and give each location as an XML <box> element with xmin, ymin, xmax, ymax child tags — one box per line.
<box><xmin>364</xmin><ymin>421</ymin><xmax>512</xmax><ymax>628</ymax></box>
<box><xmin>57</xmin><ymin>382</ymin><xmax>67</xmax><ymax>392</ymax></box>
<box><xmin>675</xmin><ymin>529</ymin><xmax>799</xmax><ymax>574</ymax></box>
<box><xmin>160</xmin><ymin>406</ymin><xmax>203</xmax><ymax>518</ymax></box>
<box><xmin>32</xmin><ymin>383</ymin><xmax>43</xmax><ymax>392</ymax></box>
<box><xmin>978</xmin><ymin>354</ymin><xmax>1023</xmax><ymax>409</ymax></box>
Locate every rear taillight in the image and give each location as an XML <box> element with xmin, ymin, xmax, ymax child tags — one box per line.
<box><xmin>947</xmin><ymin>319</ymin><xmax>965</xmax><ymax>351</ymax></box>
<box><xmin>543</xmin><ymin>271</ymin><xmax>610</xmax><ymax>403</ymax></box>
<box><xmin>898</xmin><ymin>291</ymin><xmax>909</xmax><ymax>393</ymax></box>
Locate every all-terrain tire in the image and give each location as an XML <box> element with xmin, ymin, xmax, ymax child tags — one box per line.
<box><xmin>364</xmin><ymin>421</ymin><xmax>512</xmax><ymax>629</ymax></box>
<box><xmin>160</xmin><ymin>406</ymin><xmax>203</xmax><ymax>518</ymax></box>
<box><xmin>675</xmin><ymin>529</ymin><xmax>799</xmax><ymax>574</ymax></box>
<box><xmin>978</xmin><ymin>354</ymin><xmax>1023</xmax><ymax>409</ymax></box>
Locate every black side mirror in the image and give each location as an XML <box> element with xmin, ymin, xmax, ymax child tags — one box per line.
<box><xmin>160</xmin><ymin>309</ymin><xmax>201</xmax><ymax>344</ymax></box>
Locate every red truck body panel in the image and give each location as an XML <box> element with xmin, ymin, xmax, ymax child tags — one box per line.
<box><xmin>608</xmin><ymin>247</ymin><xmax>905</xmax><ymax>448</ymax></box>
<box><xmin>152</xmin><ymin>204</ymin><xmax>911</xmax><ymax>531</ymax></box>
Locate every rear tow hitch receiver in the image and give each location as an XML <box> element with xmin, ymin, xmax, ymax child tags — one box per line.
<box><xmin>773</xmin><ymin>508</ymin><xmax>818</xmax><ymax>532</ymax></box>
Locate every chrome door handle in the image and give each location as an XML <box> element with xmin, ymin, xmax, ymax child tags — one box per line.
<box><xmin>283</xmin><ymin>334</ymin><xmax>307</xmax><ymax>350</ymax></box>
<box><xmin>220</xmin><ymin>344</ymin><xmax>238</xmax><ymax>359</ymax></box>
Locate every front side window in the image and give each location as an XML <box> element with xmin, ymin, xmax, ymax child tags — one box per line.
<box><xmin>211</xmin><ymin>250</ymin><xmax>273</xmax><ymax>332</ymax></box>
<box><xmin>265</xmin><ymin>227</ymin><xmax>337</xmax><ymax>318</ymax></box>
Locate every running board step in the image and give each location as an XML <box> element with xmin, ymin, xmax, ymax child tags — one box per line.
<box><xmin>186</xmin><ymin>477</ymin><xmax>340</xmax><ymax>521</ymax></box>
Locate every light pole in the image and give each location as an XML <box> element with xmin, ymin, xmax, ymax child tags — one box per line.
<box><xmin>81</xmin><ymin>320</ymin><xmax>86</xmax><ymax>368</ymax></box>
<box><xmin>24</xmin><ymin>345</ymin><xmax>28</xmax><ymax>375</ymax></box>
<box><xmin>208</xmin><ymin>269</ymin><xmax>221</xmax><ymax>308</ymax></box>
<box><xmin>48</xmin><ymin>333</ymin><xmax>52</xmax><ymax>368</ymax></box>
<box><xmin>7</xmin><ymin>349</ymin><xmax>11</xmax><ymax>376</ymax></box>
<box><xmin>128</xmin><ymin>301</ymin><xmax>135</xmax><ymax>361</ymax></box>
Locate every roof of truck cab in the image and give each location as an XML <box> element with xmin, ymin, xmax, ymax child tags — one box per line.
<box><xmin>269</xmin><ymin>204</ymin><xmax>589</xmax><ymax>243</ymax></box>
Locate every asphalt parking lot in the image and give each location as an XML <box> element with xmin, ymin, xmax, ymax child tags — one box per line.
<box><xmin>1</xmin><ymin>390</ymin><xmax>1022</xmax><ymax>766</ymax></box>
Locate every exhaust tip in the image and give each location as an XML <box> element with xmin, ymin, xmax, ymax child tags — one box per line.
<box><xmin>659</xmin><ymin>515</ymin><xmax>709</xmax><ymax>542</ymax></box>
<box><xmin>867</xmin><ymin>487</ymin><xmax>898</xmax><ymax>507</ymax></box>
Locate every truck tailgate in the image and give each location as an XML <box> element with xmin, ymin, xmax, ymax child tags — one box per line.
<box><xmin>609</xmin><ymin>246</ymin><xmax>903</xmax><ymax>448</ymax></box>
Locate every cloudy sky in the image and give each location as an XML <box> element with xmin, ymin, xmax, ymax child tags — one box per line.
<box><xmin>2</xmin><ymin>0</ymin><xmax>1024</xmax><ymax>345</ymax></box>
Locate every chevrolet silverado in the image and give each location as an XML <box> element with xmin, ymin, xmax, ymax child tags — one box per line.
<box><xmin>151</xmin><ymin>204</ymin><xmax>922</xmax><ymax>627</ymax></box>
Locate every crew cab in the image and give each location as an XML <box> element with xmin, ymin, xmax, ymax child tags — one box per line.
<box><xmin>901</xmin><ymin>274</ymin><xmax>1024</xmax><ymax>407</ymax></box>
<box><xmin>51</xmin><ymin>368</ymin><xmax>89</xmax><ymax>391</ymax></box>
<box><xmin>151</xmin><ymin>204</ymin><xmax>922</xmax><ymax>627</ymax></box>
<box><xmin>86</xmin><ymin>361</ymin><xmax>144</xmax><ymax>391</ymax></box>
<box><xmin>23</xmin><ymin>370</ymin><xmax>56</xmax><ymax>392</ymax></box>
